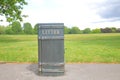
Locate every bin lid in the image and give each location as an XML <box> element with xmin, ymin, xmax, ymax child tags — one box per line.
<box><xmin>38</xmin><ymin>23</ymin><xmax>64</xmax><ymax>29</ymax></box>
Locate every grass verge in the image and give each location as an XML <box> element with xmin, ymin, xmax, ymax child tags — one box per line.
<box><xmin>0</xmin><ymin>33</ymin><xmax>120</xmax><ymax>63</ymax></box>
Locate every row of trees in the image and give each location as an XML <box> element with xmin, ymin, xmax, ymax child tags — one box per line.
<box><xmin>64</xmin><ymin>26</ymin><xmax>120</xmax><ymax>34</ymax></box>
<box><xmin>0</xmin><ymin>22</ymin><xmax>120</xmax><ymax>35</ymax></box>
<box><xmin>0</xmin><ymin>21</ymin><xmax>38</xmax><ymax>34</ymax></box>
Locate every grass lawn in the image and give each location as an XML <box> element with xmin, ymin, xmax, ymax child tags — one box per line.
<box><xmin>0</xmin><ymin>33</ymin><xmax>120</xmax><ymax>63</ymax></box>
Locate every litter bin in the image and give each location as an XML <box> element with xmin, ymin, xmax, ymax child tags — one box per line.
<box><xmin>38</xmin><ymin>23</ymin><xmax>65</xmax><ymax>76</ymax></box>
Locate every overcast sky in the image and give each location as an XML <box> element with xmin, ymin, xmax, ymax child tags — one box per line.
<box><xmin>1</xmin><ymin>0</ymin><xmax>120</xmax><ymax>29</ymax></box>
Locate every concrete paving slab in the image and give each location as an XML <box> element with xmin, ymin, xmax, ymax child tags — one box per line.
<box><xmin>0</xmin><ymin>63</ymin><xmax>120</xmax><ymax>80</ymax></box>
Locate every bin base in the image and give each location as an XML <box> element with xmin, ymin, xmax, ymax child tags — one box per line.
<box><xmin>38</xmin><ymin>66</ymin><xmax>64</xmax><ymax>76</ymax></box>
<box><xmin>39</xmin><ymin>71</ymin><xmax>64</xmax><ymax>76</ymax></box>
<box><xmin>38</xmin><ymin>63</ymin><xmax>65</xmax><ymax>76</ymax></box>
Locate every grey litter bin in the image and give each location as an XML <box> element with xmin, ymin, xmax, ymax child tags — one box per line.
<box><xmin>38</xmin><ymin>23</ymin><xmax>65</xmax><ymax>76</ymax></box>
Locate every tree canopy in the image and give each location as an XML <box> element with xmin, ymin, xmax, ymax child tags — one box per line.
<box><xmin>23</xmin><ymin>22</ymin><xmax>33</xmax><ymax>34</ymax></box>
<box><xmin>0</xmin><ymin>0</ymin><xmax>27</xmax><ymax>22</ymax></box>
<box><xmin>34</xmin><ymin>24</ymin><xmax>39</xmax><ymax>34</ymax></box>
<box><xmin>83</xmin><ymin>28</ymin><xmax>91</xmax><ymax>34</ymax></box>
<box><xmin>12</xmin><ymin>21</ymin><xmax>22</xmax><ymax>34</ymax></box>
<box><xmin>64</xmin><ymin>26</ymin><xmax>71</xmax><ymax>34</ymax></box>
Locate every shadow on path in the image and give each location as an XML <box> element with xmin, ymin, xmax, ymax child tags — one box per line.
<box><xmin>26</xmin><ymin>64</ymin><xmax>39</xmax><ymax>76</ymax></box>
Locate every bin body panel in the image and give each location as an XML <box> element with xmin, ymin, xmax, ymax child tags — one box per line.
<box><xmin>38</xmin><ymin>23</ymin><xmax>64</xmax><ymax>76</ymax></box>
<box><xmin>41</xmin><ymin>39</ymin><xmax>64</xmax><ymax>63</ymax></box>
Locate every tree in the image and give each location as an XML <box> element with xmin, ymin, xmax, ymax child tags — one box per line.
<box><xmin>92</xmin><ymin>28</ymin><xmax>101</xmax><ymax>33</ymax></box>
<box><xmin>23</xmin><ymin>22</ymin><xmax>33</xmax><ymax>34</ymax></box>
<box><xmin>34</xmin><ymin>24</ymin><xmax>39</xmax><ymax>34</ymax></box>
<box><xmin>70</xmin><ymin>26</ymin><xmax>81</xmax><ymax>34</ymax></box>
<box><xmin>0</xmin><ymin>25</ymin><xmax>6</xmax><ymax>34</ymax></box>
<box><xmin>83</xmin><ymin>28</ymin><xmax>91</xmax><ymax>34</ymax></box>
<box><xmin>11</xmin><ymin>21</ymin><xmax>22</xmax><ymax>34</ymax></box>
<box><xmin>0</xmin><ymin>0</ymin><xmax>27</xmax><ymax>22</ymax></box>
<box><xmin>116</xmin><ymin>28</ymin><xmax>120</xmax><ymax>33</ymax></box>
<box><xmin>64</xmin><ymin>26</ymin><xmax>71</xmax><ymax>34</ymax></box>
<box><xmin>111</xmin><ymin>27</ymin><xmax>117</xmax><ymax>33</ymax></box>
<box><xmin>5</xmin><ymin>26</ymin><xmax>13</xmax><ymax>34</ymax></box>
<box><xmin>101</xmin><ymin>27</ymin><xmax>112</xmax><ymax>33</ymax></box>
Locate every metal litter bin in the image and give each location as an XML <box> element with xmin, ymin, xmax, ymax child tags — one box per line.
<box><xmin>38</xmin><ymin>23</ymin><xmax>64</xmax><ymax>76</ymax></box>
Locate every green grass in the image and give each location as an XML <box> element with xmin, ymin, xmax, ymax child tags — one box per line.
<box><xmin>0</xmin><ymin>33</ymin><xmax>120</xmax><ymax>63</ymax></box>
<box><xmin>0</xmin><ymin>35</ymin><xmax>38</xmax><ymax>63</ymax></box>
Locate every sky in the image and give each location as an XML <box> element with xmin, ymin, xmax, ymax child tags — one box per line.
<box><xmin>1</xmin><ymin>0</ymin><xmax>120</xmax><ymax>29</ymax></box>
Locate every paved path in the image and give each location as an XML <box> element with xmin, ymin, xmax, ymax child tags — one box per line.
<box><xmin>0</xmin><ymin>63</ymin><xmax>120</xmax><ymax>80</ymax></box>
